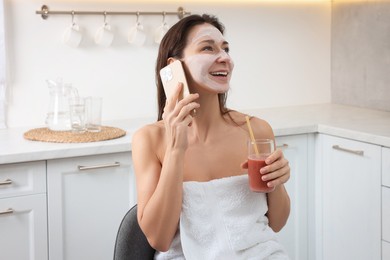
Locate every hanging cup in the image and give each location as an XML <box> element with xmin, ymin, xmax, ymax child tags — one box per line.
<box><xmin>62</xmin><ymin>11</ymin><xmax>82</xmax><ymax>48</ymax></box>
<box><xmin>128</xmin><ymin>23</ymin><xmax>146</xmax><ymax>47</ymax></box>
<box><xmin>95</xmin><ymin>12</ymin><xmax>114</xmax><ymax>47</ymax></box>
<box><xmin>154</xmin><ymin>12</ymin><xmax>169</xmax><ymax>44</ymax></box>
<box><xmin>128</xmin><ymin>14</ymin><xmax>146</xmax><ymax>47</ymax></box>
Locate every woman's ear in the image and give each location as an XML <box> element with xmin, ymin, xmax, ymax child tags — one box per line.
<box><xmin>167</xmin><ymin>57</ymin><xmax>176</xmax><ymax>65</ymax></box>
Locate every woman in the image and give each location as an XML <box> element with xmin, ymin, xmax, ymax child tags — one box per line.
<box><xmin>132</xmin><ymin>14</ymin><xmax>291</xmax><ymax>259</ymax></box>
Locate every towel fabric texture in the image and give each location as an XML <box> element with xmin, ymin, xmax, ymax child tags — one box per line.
<box><xmin>154</xmin><ymin>174</ymin><xmax>289</xmax><ymax>260</ymax></box>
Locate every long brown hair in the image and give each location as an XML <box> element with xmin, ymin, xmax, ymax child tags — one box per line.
<box><xmin>155</xmin><ymin>14</ymin><xmax>230</xmax><ymax>121</ymax></box>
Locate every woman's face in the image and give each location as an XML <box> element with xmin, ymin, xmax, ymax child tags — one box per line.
<box><xmin>181</xmin><ymin>23</ymin><xmax>234</xmax><ymax>94</ymax></box>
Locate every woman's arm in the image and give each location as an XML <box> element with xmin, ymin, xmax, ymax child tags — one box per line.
<box><xmin>261</xmin><ymin>149</ymin><xmax>291</xmax><ymax>232</ymax></box>
<box><xmin>133</xmin><ymin>83</ymin><xmax>200</xmax><ymax>252</ymax></box>
<box><xmin>247</xmin><ymin>117</ymin><xmax>291</xmax><ymax>232</ymax></box>
<box><xmin>132</xmin><ymin>128</ymin><xmax>185</xmax><ymax>252</ymax></box>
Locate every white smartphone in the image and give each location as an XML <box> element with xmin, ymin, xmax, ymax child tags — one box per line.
<box><xmin>159</xmin><ymin>60</ymin><xmax>190</xmax><ymax>101</ymax></box>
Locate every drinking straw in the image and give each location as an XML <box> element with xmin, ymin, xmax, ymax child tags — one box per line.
<box><xmin>245</xmin><ymin>115</ymin><xmax>259</xmax><ymax>156</ymax></box>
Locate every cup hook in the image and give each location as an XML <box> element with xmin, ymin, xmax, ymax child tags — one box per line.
<box><xmin>136</xmin><ymin>11</ymin><xmax>140</xmax><ymax>25</ymax></box>
<box><xmin>103</xmin><ymin>11</ymin><xmax>107</xmax><ymax>26</ymax></box>
<box><xmin>71</xmin><ymin>11</ymin><xmax>75</xmax><ymax>26</ymax></box>
<box><xmin>162</xmin><ymin>12</ymin><xmax>166</xmax><ymax>24</ymax></box>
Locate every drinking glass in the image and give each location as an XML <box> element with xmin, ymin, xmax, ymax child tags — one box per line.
<box><xmin>85</xmin><ymin>97</ymin><xmax>102</xmax><ymax>132</ymax></box>
<box><xmin>69</xmin><ymin>97</ymin><xmax>86</xmax><ymax>133</ymax></box>
<box><xmin>247</xmin><ymin>139</ymin><xmax>275</xmax><ymax>193</ymax></box>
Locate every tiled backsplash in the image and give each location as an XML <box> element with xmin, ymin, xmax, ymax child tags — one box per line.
<box><xmin>331</xmin><ymin>1</ymin><xmax>390</xmax><ymax>112</ymax></box>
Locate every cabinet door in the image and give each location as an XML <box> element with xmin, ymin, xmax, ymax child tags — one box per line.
<box><xmin>47</xmin><ymin>152</ymin><xmax>135</xmax><ymax>260</ymax></box>
<box><xmin>319</xmin><ymin>134</ymin><xmax>381</xmax><ymax>260</ymax></box>
<box><xmin>0</xmin><ymin>194</ymin><xmax>48</xmax><ymax>260</ymax></box>
<box><xmin>275</xmin><ymin>134</ymin><xmax>309</xmax><ymax>260</ymax></box>
<box><xmin>383</xmin><ymin>241</ymin><xmax>390</xmax><ymax>260</ymax></box>
<box><xmin>383</xmin><ymin>187</ymin><xmax>390</xmax><ymax>243</ymax></box>
<box><xmin>383</xmin><ymin>147</ymin><xmax>390</xmax><ymax>187</ymax></box>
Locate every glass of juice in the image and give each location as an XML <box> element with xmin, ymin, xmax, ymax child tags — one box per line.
<box><xmin>247</xmin><ymin>139</ymin><xmax>275</xmax><ymax>193</ymax></box>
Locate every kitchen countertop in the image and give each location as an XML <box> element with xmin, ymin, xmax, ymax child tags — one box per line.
<box><xmin>1</xmin><ymin>103</ymin><xmax>390</xmax><ymax>164</ymax></box>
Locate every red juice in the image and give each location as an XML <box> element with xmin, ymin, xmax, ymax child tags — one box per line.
<box><xmin>248</xmin><ymin>155</ymin><xmax>275</xmax><ymax>193</ymax></box>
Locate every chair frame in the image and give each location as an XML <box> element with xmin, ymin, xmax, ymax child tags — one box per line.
<box><xmin>113</xmin><ymin>204</ymin><xmax>156</xmax><ymax>260</ymax></box>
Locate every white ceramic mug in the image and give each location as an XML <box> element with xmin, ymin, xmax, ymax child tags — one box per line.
<box><xmin>63</xmin><ymin>23</ymin><xmax>82</xmax><ymax>48</ymax></box>
<box><xmin>128</xmin><ymin>22</ymin><xmax>146</xmax><ymax>47</ymax></box>
<box><xmin>154</xmin><ymin>22</ymin><xmax>169</xmax><ymax>44</ymax></box>
<box><xmin>94</xmin><ymin>23</ymin><xmax>114</xmax><ymax>47</ymax></box>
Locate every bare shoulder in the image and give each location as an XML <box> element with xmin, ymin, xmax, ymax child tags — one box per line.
<box><xmin>249</xmin><ymin>116</ymin><xmax>274</xmax><ymax>139</ymax></box>
<box><xmin>225</xmin><ymin>110</ymin><xmax>247</xmax><ymax>126</ymax></box>
<box><xmin>227</xmin><ymin>110</ymin><xmax>274</xmax><ymax>139</ymax></box>
<box><xmin>132</xmin><ymin>121</ymin><xmax>165</xmax><ymax>153</ymax></box>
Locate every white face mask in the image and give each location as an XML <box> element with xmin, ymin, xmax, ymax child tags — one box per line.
<box><xmin>183</xmin><ymin>25</ymin><xmax>234</xmax><ymax>93</ymax></box>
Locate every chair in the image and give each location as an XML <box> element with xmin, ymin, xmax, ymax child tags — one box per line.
<box><xmin>113</xmin><ymin>204</ymin><xmax>156</xmax><ymax>260</ymax></box>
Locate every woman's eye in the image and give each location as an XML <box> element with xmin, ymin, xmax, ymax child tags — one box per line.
<box><xmin>201</xmin><ymin>46</ymin><xmax>213</xmax><ymax>51</ymax></box>
<box><xmin>200</xmin><ymin>45</ymin><xmax>229</xmax><ymax>54</ymax></box>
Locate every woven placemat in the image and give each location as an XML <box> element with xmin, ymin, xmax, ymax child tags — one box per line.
<box><xmin>24</xmin><ymin>126</ymin><xmax>126</xmax><ymax>143</ymax></box>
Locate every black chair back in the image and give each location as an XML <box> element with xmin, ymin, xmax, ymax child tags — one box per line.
<box><xmin>113</xmin><ymin>205</ymin><xmax>156</xmax><ymax>260</ymax></box>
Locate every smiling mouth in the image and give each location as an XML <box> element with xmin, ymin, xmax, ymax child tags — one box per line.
<box><xmin>210</xmin><ymin>71</ymin><xmax>228</xmax><ymax>77</ymax></box>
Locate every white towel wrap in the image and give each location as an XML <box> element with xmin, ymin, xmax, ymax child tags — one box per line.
<box><xmin>155</xmin><ymin>174</ymin><xmax>289</xmax><ymax>260</ymax></box>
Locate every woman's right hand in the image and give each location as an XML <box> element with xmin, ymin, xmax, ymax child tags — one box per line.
<box><xmin>162</xmin><ymin>83</ymin><xmax>200</xmax><ymax>151</ymax></box>
<box><xmin>133</xmin><ymin>82</ymin><xmax>199</xmax><ymax>251</ymax></box>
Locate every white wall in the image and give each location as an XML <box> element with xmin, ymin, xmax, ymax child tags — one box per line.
<box><xmin>4</xmin><ymin>0</ymin><xmax>331</xmax><ymax>128</ymax></box>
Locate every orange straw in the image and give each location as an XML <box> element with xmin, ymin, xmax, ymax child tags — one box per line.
<box><xmin>245</xmin><ymin>115</ymin><xmax>259</xmax><ymax>156</ymax></box>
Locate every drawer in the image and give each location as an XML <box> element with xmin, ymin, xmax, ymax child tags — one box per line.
<box><xmin>383</xmin><ymin>240</ymin><xmax>390</xmax><ymax>260</ymax></box>
<box><xmin>0</xmin><ymin>193</ymin><xmax>48</xmax><ymax>260</ymax></box>
<box><xmin>383</xmin><ymin>147</ymin><xmax>390</xmax><ymax>187</ymax></box>
<box><xmin>383</xmin><ymin>187</ymin><xmax>390</xmax><ymax>242</ymax></box>
<box><xmin>0</xmin><ymin>161</ymin><xmax>46</xmax><ymax>199</ymax></box>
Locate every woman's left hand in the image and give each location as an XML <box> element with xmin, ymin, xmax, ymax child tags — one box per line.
<box><xmin>241</xmin><ymin>149</ymin><xmax>290</xmax><ymax>188</ymax></box>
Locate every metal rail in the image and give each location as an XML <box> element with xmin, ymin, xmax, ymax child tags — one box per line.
<box><xmin>35</xmin><ymin>5</ymin><xmax>190</xmax><ymax>20</ymax></box>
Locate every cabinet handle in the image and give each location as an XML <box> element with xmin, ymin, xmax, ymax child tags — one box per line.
<box><xmin>0</xmin><ymin>178</ymin><xmax>12</xmax><ymax>185</ymax></box>
<box><xmin>78</xmin><ymin>162</ymin><xmax>121</xmax><ymax>171</ymax></box>
<box><xmin>277</xmin><ymin>144</ymin><xmax>289</xmax><ymax>149</ymax></box>
<box><xmin>0</xmin><ymin>208</ymin><xmax>14</xmax><ymax>215</ymax></box>
<box><xmin>332</xmin><ymin>145</ymin><xmax>364</xmax><ymax>156</ymax></box>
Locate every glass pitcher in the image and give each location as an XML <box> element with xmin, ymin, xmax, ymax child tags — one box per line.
<box><xmin>45</xmin><ymin>79</ymin><xmax>78</xmax><ymax>131</ymax></box>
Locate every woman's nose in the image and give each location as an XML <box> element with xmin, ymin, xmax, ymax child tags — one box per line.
<box><xmin>216</xmin><ymin>50</ymin><xmax>231</xmax><ymax>63</ymax></box>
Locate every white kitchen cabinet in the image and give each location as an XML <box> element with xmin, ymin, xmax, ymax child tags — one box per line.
<box><xmin>317</xmin><ymin>134</ymin><xmax>381</xmax><ymax>260</ymax></box>
<box><xmin>275</xmin><ymin>134</ymin><xmax>313</xmax><ymax>260</ymax></box>
<box><xmin>383</xmin><ymin>147</ymin><xmax>390</xmax><ymax>188</ymax></box>
<box><xmin>383</xmin><ymin>188</ymin><xmax>390</xmax><ymax>243</ymax></box>
<box><xmin>47</xmin><ymin>152</ymin><xmax>135</xmax><ymax>260</ymax></box>
<box><xmin>383</xmin><ymin>241</ymin><xmax>390</xmax><ymax>260</ymax></box>
<box><xmin>383</xmin><ymin>147</ymin><xmax>390</xmax><ymax>260</ymax></box>
<box><xmin>0</xmin><ymin>161</ymin><xmax>48</xmax><ymax>260</ymax></box>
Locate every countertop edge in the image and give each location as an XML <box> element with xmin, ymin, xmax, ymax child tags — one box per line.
<box><xmin>2</xmin><ymin>104</ymin><xmax>390</xmax><ymax>164</ymax></box>
<box><xmin>2</xmin><ymin>123</ymin><xmax>388</xmax><ymax>165</ymax></box>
